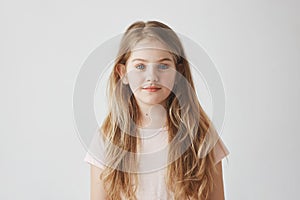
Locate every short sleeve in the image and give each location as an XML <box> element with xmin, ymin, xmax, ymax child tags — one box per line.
<box><xmin>213</xmin><ymin>138</ymin><xmax>230</xmax><ymax>165</ymax></box>
<box><xmin>83</xmin><ymin>131</ymin><xmax>106</xmax><ymax>169</ymax></box>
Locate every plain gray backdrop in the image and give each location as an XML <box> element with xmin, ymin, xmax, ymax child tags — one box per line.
<box><xmin>1</xmin><ymin>0</ymin><xmax>299</xmax><ymax>199</ymax></box>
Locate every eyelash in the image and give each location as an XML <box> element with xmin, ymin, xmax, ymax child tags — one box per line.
<box><xmin>136</xmin><ymin>64</ymin><xmax>145</xmax><ymax>70</ymax></box>
<box><xmin>158</xmin><ymin>64</ymin><xmax>169</xmax><ymax>70</ymax></box>
<box><xmin>135</xmin><ymin>64</ymin><xmax>170</xmax><ymax>70</ymax></box>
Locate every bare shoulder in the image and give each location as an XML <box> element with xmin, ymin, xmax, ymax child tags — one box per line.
<box><xmin>90</xmin><ymin>165</ymin><xmax>107</xmax><ymax>200</ymax></box>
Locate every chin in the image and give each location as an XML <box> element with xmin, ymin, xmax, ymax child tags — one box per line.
<box><xmin>142</xmin><ymin>99</ymin><xmax>167</xmax><ymax>106</ymax></box>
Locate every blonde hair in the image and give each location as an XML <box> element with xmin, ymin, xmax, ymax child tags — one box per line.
<box><xmin>100</xmin><ymin>21</ymin><xmax>219</xmax><ymax>200</ymax></box>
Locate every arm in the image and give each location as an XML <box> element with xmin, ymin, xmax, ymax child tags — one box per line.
<box><xmin>207</xmin><ymin>161</ymin><xmax>226</xmax><ymax>200</ymax></box>
<box><xmin>90</xmin><ymin>165</ymin><xmax>107</xmax><ymax>200</ymax></box>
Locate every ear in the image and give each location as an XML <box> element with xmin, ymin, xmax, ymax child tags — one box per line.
<box><xmin>116</xmin><ymin>64</ymin><xmax>129</xmax><ymax>85</ymax></box>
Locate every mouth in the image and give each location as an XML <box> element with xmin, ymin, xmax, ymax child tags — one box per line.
<box><xmin>142</xmin><ymin>85</ymin><xmax>162</xmax><ymax>92</ymax></box>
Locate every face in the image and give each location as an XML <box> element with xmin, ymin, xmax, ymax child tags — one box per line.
<box><xmin>119</xmin><ymin>39</ymin><xmax>177</xmax><ymax>109</ymax></box>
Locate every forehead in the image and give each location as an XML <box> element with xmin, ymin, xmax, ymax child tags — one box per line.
<box><xmin>128</xmin><ymin>39</ymin><xmax>174</xmax><ymax>63</ymax></box>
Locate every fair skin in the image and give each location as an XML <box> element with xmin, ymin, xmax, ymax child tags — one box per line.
<box><xmin>90</xmin><ymin>165</ymin><xmax>107</xmax><ymax>200</ymax></box>
<box><xmin>208</xmin><ymin>161</ymin><xmax>226</xmax><ymax>200</ymax></box>
<box><xmin>90</xmin><ymin>39</ymin><xmax>226</xmax><ymax>200</ymax></box>
<box><xmin>117</xmin><ymin>39</ymin><xmax>177</xmax><ymax>128</ymax></box>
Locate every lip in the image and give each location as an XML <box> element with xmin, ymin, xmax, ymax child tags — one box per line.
<box><xmin>142</xmin><ymin>85</ymin><xmax>161</xmax><ymax>92</ymax></box>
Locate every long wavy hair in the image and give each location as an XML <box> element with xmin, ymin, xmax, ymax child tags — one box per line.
<box><xmin>99</xmin><ymin>21</ymin><xmax>220</xmax><ymax>200</ymax></box>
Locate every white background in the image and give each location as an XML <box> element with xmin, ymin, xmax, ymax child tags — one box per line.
<box><xmin>1</xmin><ymin>0</ymin><xmax>300</xmax><ymax>199</ymax></box>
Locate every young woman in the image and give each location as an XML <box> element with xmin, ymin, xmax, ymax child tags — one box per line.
<box><xmin>85</xmin><ymin>20</ymin><xmax>229</xmax><ymax>200</ymax></box>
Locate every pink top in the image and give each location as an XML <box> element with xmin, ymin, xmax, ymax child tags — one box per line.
<box><xmin>84</xmin><ymin>126</ymin><xmax>229</xmax><ymax>199</ymax></box>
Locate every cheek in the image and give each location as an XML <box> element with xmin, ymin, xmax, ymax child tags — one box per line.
<box><xmin>160</xmin><ymin>72</ymin><xmax>176</xmax><ymax>90</ymax></box>
<box><xmin>127</xmin><ymin>71</ymin><xmax>144</xmax><ymax>92</ymax></box>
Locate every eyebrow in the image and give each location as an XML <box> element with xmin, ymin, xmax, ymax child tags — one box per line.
<box><xmin>131</xmin><ymin>58</ymin><xmax>173</xmax><ymax>63</ymax></box>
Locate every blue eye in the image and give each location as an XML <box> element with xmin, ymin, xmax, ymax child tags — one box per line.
<box><xmin>136</xmin><ymin>64</ymin><xmax>145</xmax><ymax>70</ymax></box>
<box><xmin>158</xmin><ymin>64</ymin><xmax>169</xmax><ymax>70</ymax></box>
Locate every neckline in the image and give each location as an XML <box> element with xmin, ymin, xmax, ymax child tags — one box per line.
<box><xmin>138</xmin><ymin>125</ymin><xmax>168</xmax><ymax>140</ymax></box>
<box><xmin>137</xmin><ymin>125</ymin><xmax>168</xmax><ymax>132</ymax></box>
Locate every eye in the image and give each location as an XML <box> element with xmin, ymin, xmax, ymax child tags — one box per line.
<box><xmin>135</xmin><ymin>64</ymin><xmax>145</xmax><ymax>70</ymax></box>
<box><xmin>158</xmin><ymin>64</ymin><xmax>169</xmax><ymax>70</ymax></box>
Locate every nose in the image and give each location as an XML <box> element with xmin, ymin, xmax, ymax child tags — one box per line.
<box><xmin>145</xmin><ymin>64</ymin><xmax>158</xmax><ymax>82</ymax></box>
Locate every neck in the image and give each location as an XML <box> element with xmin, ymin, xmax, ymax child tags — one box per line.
<box><xmin>137</xmin><ymin>103</ymin><xmax>167</xmax><ymax>129</ymax></box>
